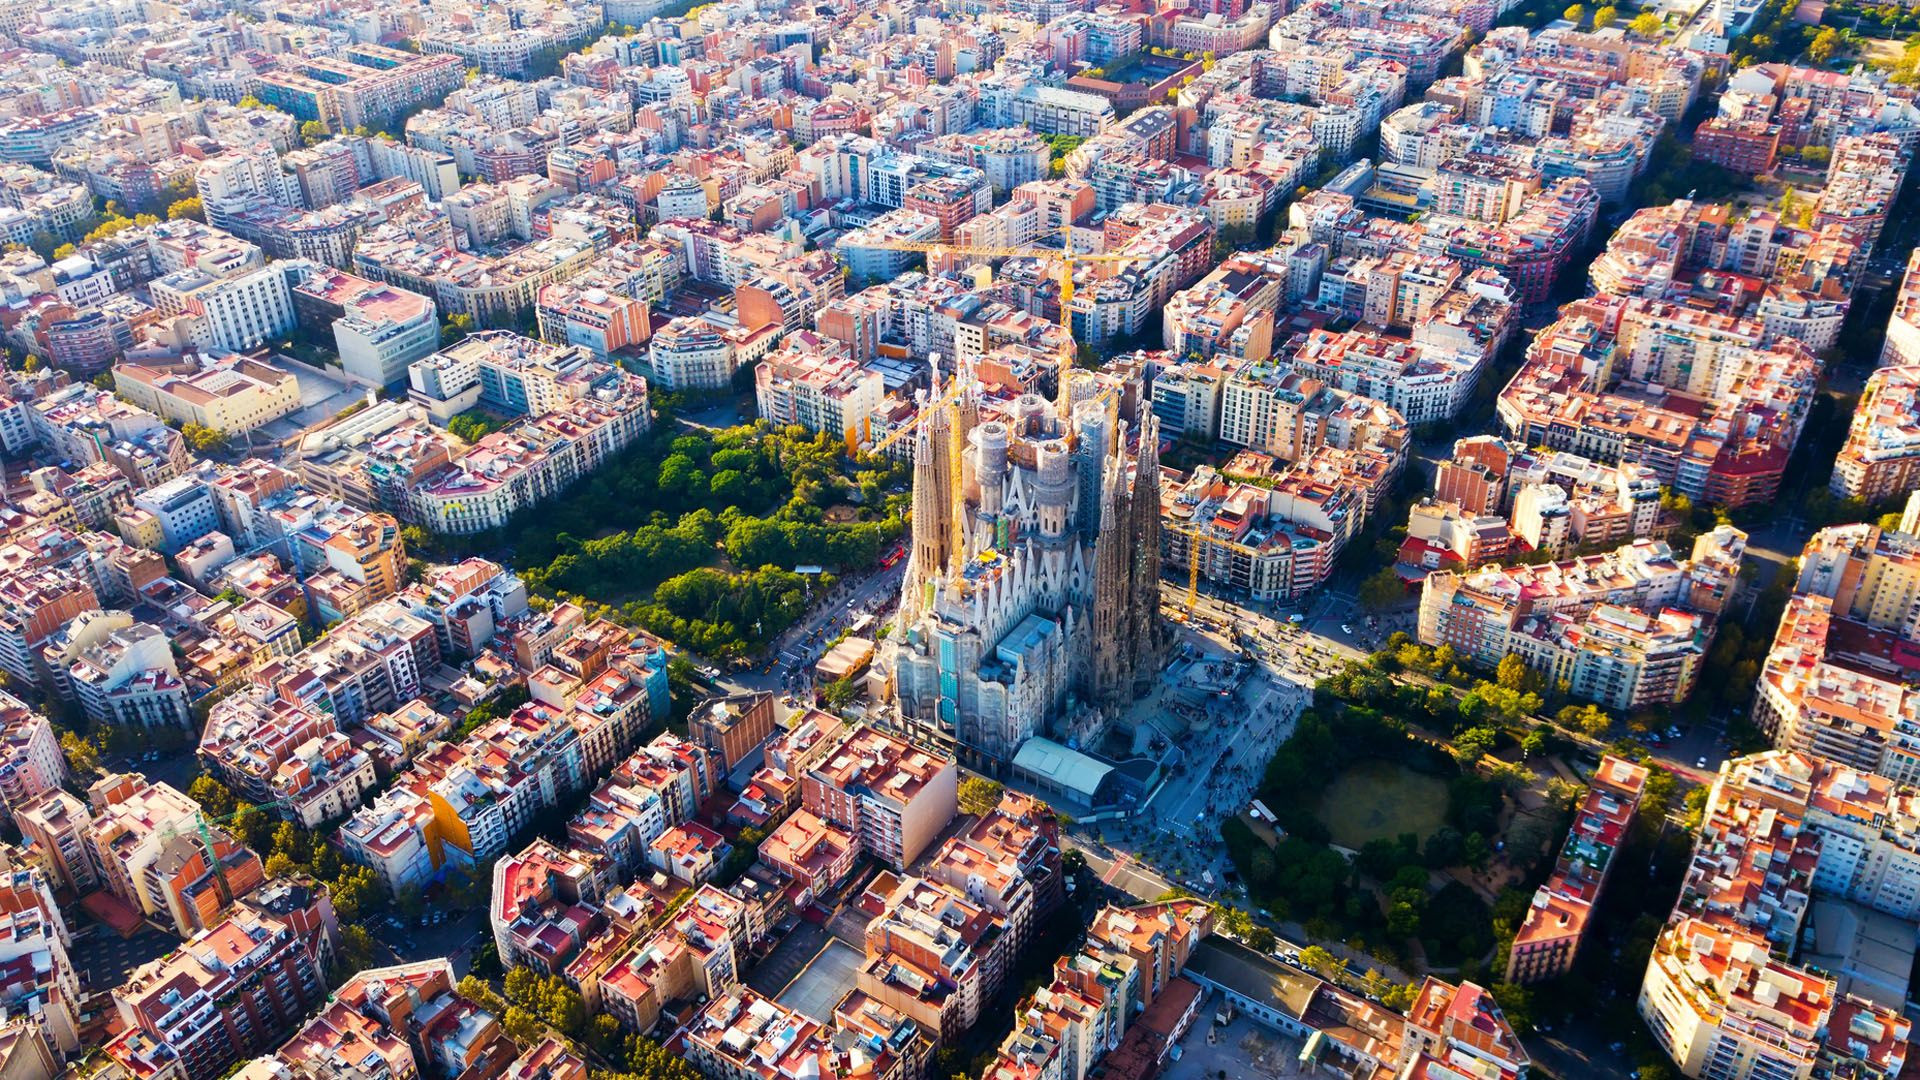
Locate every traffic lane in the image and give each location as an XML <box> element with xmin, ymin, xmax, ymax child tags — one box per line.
<box><xmin>1077</xmin><ymin>846</ymin><xmax>1171</xmax><ymax>902</ymax></box>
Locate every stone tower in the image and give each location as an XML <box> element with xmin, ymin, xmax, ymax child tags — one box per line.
<box><xmin>888</xmin><ymin>379</ymin><xmax>1167</xmax><ymax>770</ymax></box>
<box><xmin>900</xmin><ymin>388</ymin><xmax>954</xmax><ymax>626</ymax></box>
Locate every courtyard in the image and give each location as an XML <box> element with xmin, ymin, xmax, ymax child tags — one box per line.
<box><xmin>772</xmin><ymin>938</ymin><xmax>864</xmax><ymax>1024</ymax></box>
<box><xmin>1161</xmin><ymin>1023</ymin><xmax>1311</xmax><ymax>1080</ymax></box>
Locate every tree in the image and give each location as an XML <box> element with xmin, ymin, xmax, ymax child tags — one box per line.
<box><xmin>1423</xmin><ymin>827</ymin><xmax>1465</xmax><ymax>868</ymax></box>
<box><xmin>821</xmin><ymin>676</ymin><xmax>857</xmax><ymax>709</ymax></box>
<box><xmin>958</xmin><ymin>776</ymin><xmax>1005</xmax><ymax>817</ymax></box>
<box><xmin>181</xmin><ymin>423</ymin><xmax>228</xmax><ymax>454</ymax></box>
<box><xmin>52</xmin><ymin>243</ymin><xmax>75</xmax><ymax>259</ymax></box>
<box><xmin>59</xmin><ymin>731</ymin><xmax>97</xmax><ymax>777</ymax></box>
<box><xmin>1246</xmin><ymin>925</ymin><xmax>1276</xmax><ymax>953</ymax></box>
<box><xmin>330</xmin><ymin>866</ymin><xmax>383</xmax><ymax>921</ymax></box>
<box><xmin>1450</xmin><ymin>727</ymin><xmax>1497</xmax><ymax>766</ymax></box>
<box><xmin>1592</xmin><ymin>4</ymin><xmax>1618</xmax><ymax>27</ymax></box>
<box><xmin>589</xmin><ymin>1013</ymin><xmax>625</xmax><ymax>1057</ymax></box>
<box><xmin>1808</xmin><ymin>26</ymin><xmax>1841</xmax><ymax>63</ymax></box>
<box><xmin>300</xmin><ymin>120</ymin><xmax>330</xmax><ymax>147</ymax></box>
<box><xmin>265</xmin><ymin>852</ymin><xmax>298</xmax><ymax>878</ymax></box>
<box><xmin>1485</xmin><ymin>760</ymin><xmax>1535</xmax><ymax>791</ymax></box>
<box><xmin>1545</xmin><ymin>777</ymin><xmax>1586</xmax><ymax>811</ymax></box>
<box><xmin>1463</xmin><ymin>831</ymin><xmax>1492</xmax><ymax>870</ymax></box>
<box><xmin>1629</xmin><ymin>9</ymin><xmax>1664</xmax><ymax>34</ymax></box>
<box><xmin>1556</xmin><ymin>703</ymin><xmax>1612</xmax><ymax>737</ymax></box>
<box><xmin>447</xmin><ymin>411</ymin><xmax>499</xmax><ymax>443</ymax></box>
<box><xmin>338</xmin><ymin>924</ymin><xmax>375</xmax><ymax>971</ymax></box>
<box><xmin>1297</xmin><ymin>945</ymin><xmax>1341</xmax><ymax>978</ymax></box>
<box><xmin>1563</xmin><ymin>2</ymin><xmax>1585</xmax><ymax>22</ymax></box>
<box><xmin>1217</xmin><ymin>905</ymin><xmax>1254</xmax><ymax>938</ymax></box>
<box><xmin>1494</xmin><ymin>654</ymin><xmax>1530</xmax><ymax>691</ymax></box>
<box><xmin>189</xmin><ymin>775</ymin><xmax>236</xmax><ymax>817</ymax></box>
<box><xmin>1519</xmin><ymin>728</ymin><xmax>1546</xmax><ymax>759</ymax></box>
<box><xmin>230</xmin><ymin>803</ymin><xmax>273</xmax><ymax>851</ymax></box>
<box><xmin>1359</xmin><ymin>568</ymin><xmax>1404</xmax><ymax>611</ymax></box>
<box><xmin>272</xmin><ymin>821</ymin><xmax>311</xmax><ymax>864</ymax></box>
<box><xmin>441</xmin><ymin>313</ymin><xmax>475</xmax><ymax>346</ymax></box>
<box><xmin>167</xmin><ymin>196</ymin><xmax>204</xmax><ymax>222</ymax></box>
<box><xmin>501</xmin><ymin>1006</ymin><xmax>545</xmax><ymax>1044</ymax></box>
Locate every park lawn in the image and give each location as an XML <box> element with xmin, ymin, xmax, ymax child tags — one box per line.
<box><xmin>1317</xmin><ymin>760</ymin><xmax>1450</xmax><ymax>848</ymax></box>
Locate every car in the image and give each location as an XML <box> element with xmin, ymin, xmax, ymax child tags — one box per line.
<box><xmin>1340</xmin><ymin>624</ymin><xmax>1354</xmax><ymax>634</ymax></box>
<box><xmin>1696</xmin><ymin>757</ymin><xmax>1709</xmax><ymax>769</ymax></box>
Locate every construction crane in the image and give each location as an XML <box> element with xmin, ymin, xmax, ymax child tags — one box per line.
<box><xmin>848</xmin><ymin>225</ymin><xmax>1141</xmax><ymax>453</ymax></box>
<box><xmin>160</xmin><ymin>799</ymin><xmax>289</xmax><ymax>909</ymax></box>
<box><xmin>1180</xmin><ymin>523</ymin><xmax>1244</xmax><ymax>615</ymax></box>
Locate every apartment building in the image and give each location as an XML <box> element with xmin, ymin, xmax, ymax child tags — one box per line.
<box><xmin>1498</xmin><ymin>315</ymin><xmax>1820</xmax><ymax>508</ymax></box>
<box><xmin>924</xmin><ymin>790</ymin><xmax>1064</xmax><ymax>961</ymax></box>
<box><xmin>0</xmin><ymin>695</ymin><xmax>63</xmax><ymax>825</ymax></box>
<box><xmin>345</xmin><ymin>645</ymin><xmax>671</xmax><ymax>882</ymax></box>
<box><xmin>257</xmin><ymin>599</ymin><xmax>440</xmax><ymax>725</ymax></box>
<box><xmin>15</xmin><ymin>792</ymin><xmax>96</xmax><ymax>895</ymax></box>
<box><xmin>755</xmin><ymin>334</ymin><xmax>886</xmax><ymax>445</ymax></box>
<box><xmin>1793</xmin><ymin>511</ymin><xmax>1920</xmax><ymax>637</ymax></box>
<box><xmin>536</xmin><ymin>280</ymin><xmax>651</xmax><ymax>361</ymax></box>
<box><xmin>1399</xmin><ymin>499</ymin><xmax>1514</xmax><ymax>575</ymax></box>
<box><xmin>1160</xmin><ymin>462</ymin><xmax>1367</xmax><ymax>603</ymax></box>
<box><xmin>491</xmin><ymin>839</ymin><xmax>608</xmax><ymax>976</ymax></box>
<box><xmin>1418</xmin><ymin>529</ymin><xmax>1746</xmax><ymax>705</ymax></box>
<box><xmin>62</xmin><ymin>620</ymin><xmax>192</xmax><ymax>730</ymax></box>
<box><xmin>85</xmin><ymin>773</ymin><xmax>266</xmax><ymax>937</ymax></box>
<box><xmin>108</xmin><ymin>910</ymin><xmax>329</xmax><ymax>1080</ymax></box>
<box><xmin>682</xmin><ymin>989</ymin><xmax>920</xmax><ymax>1080</ymax></box>
<box><xmin>0</xmin><ymin>849</ymin><xmax>79</xmax><ymax>1054</ymax></box>
<box><xmin>1639</xmin><ymin>751</ymin><xmax>1916</xmax><ymax>1080</ymax></box>
<box><xmin>989</xmin><ymin>83</ymin><xmax>1115</xmax><ymax>136</ymax></box>
<box><xmin>981</xmin><ymin>898</ymin><xmax>1216</xmax><ymax>1080</ymax></box>
<box><xmin>1832</xmin><ymin>366</ymin><xmax>1920</xmax><ymax>504</ymax></box>
<box><xmin>859</xmin><ymin>873</ymin><xmax>1006</xmax><ymax>1042</ymax></box>
<box><xmin>305</xmin><ymin>510</ymin><xmax>407</xmax><ymax>625</ymax></box>
<box><xmin>760</xmin><ymin>809</ymin><xmax>859</xmax><ymax>895</ymax></box>
<box><xmin>1506</xmin><ymin>755</ymin><xmax>1647</xmax><ymax>983</ymax></box>
<box><xmin>199</xmin><ymin>689</ymin><xmax>339</xmax><ymax>805</ymax></box>
<box><xmin>1291</xmin><ymin>327</ymin><xmax>1481</xmax><ymax>424</ymax></box>
<box><xmin>1884</xmin><ymin>250</ymin><xmax>1920</xmax><ymax>368</ymax></box>
<box><xmin>122</xmin><ymin>475</ymin><xmax>220</xmax><ymax>555</ymax></box>
<box><xmin>649</xmin><ymin>822</ymin><xmax>731</xmax><ymax>884</ymax></box>
<box><xmin>268</xmin><ymin>732</ymin><xmax>378</xmax><ymax>829</ymax></box>
<box><xmin>689</xmin><ymin>691</ymin><xmax>776</xmax><ymax>774</ymax></box>
<box><xmin>292</xmin><ymin>267</ymin><xmax>440</xmax><ymax>387</ymax></box>
<box><xmin>560</xmin><ymin>730</ymin><xmax>714</xmax><ymax>876</ymax></box>
<box><xmin>802</xmin><ymin>724</ymin><xmax>958</xmax><ymax>870</ymax></box>
<box><xmin>149</xmin><ymin>261</ymin><xmax>304</xmax><ymax>355</ymax></box>
<box><xmin>406</xmin><ymin>391</ymin><xmax>651</xmax><ymax>533</ymax></box>
<box><xmin>339</xmin><ymin>785</ymin><xmax>443</xmax><ymax>892</ymax></box>
<box><xmin>271</xmin><ymin>959</ymin><xmax>457</xmax><ymax>1079</ymax></box>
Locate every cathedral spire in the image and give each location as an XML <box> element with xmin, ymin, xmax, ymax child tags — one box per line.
<box><xmin>1127</xmin><ymin>411</ymin><xmax>1165</xmax><ymax>690</ymax></box>
<box><xmin>901</xmin><ymin>390</ymin><xmax>954</xmax><ymax>626</ymax></box>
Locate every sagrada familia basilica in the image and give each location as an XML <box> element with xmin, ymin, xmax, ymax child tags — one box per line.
<box><xmin>883</xmin><ymin>360</ymin><xmax>1167</xmax><ymax>770</ymax></box>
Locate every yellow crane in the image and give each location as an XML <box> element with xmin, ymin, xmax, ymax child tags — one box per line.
<box><xmin>1180</xmin><ymin>523</ymin><xmax>1246</xmax><ymax>615</ymax></box>
<box><xmin>848</xmin><ymin>226</ymin><xmax>1140</xmax><ymax>459</ymax></box>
